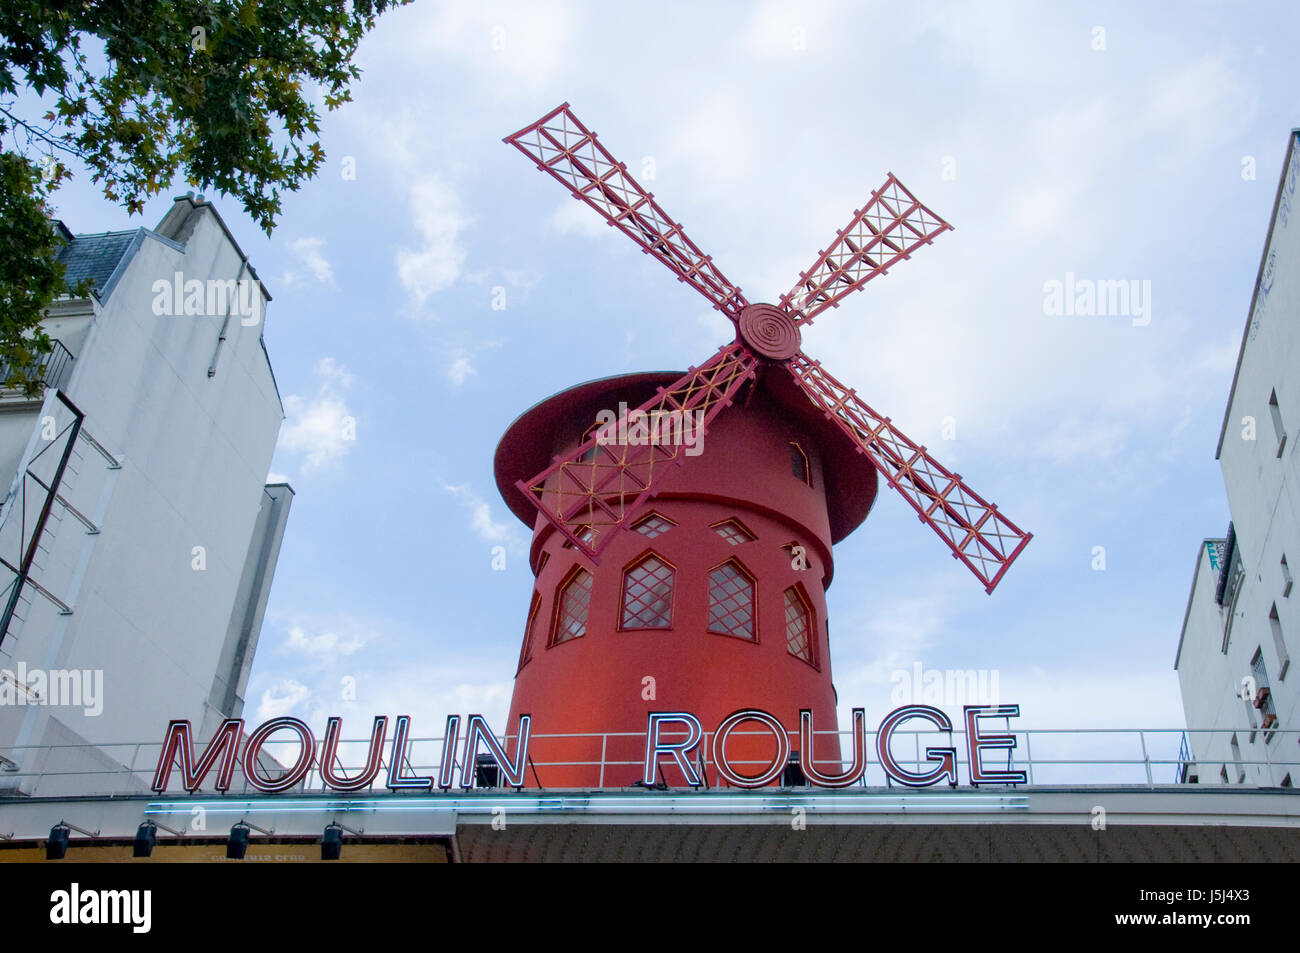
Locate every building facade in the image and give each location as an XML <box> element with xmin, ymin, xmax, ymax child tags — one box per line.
<box><xmin>0</xmin><ymin>196</ymin><xmax>292</xmax><ymax>796</ymax></box>
<box><xmin>1176</xmin><ymin>130</ymin><xmax>1300</xmax><ymax>787</ymax></box>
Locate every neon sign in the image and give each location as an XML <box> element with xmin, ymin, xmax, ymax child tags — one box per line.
<box><xmin>151</xmin><ymin>704</ymin><xmax>1024</xmax><ymax>794</ymax></box>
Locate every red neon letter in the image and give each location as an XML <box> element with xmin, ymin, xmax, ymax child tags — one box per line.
<box><xmin>800</xmin><ymin>708</ymin><xmax>866</xmax><ymax>787</ymax></box>
<box><xmin>243</xmin><ymin>717</ymin><xmax>315</xmax><ymax>794</ymax></box>
<box><xmin>321</xmin><ymin>716</ymin><xmax>388</xmax><ymax>792</ymax></box>
<box><xmin>876</xmin><ymin>705</ymin><xmax>957</xmax><ymax>788</ymax></box>
<box><xmin>713</xmin><ymin>709</ymin><xmax>790</xmax><ymax>789</ymax></box>
<box><xmin>152</xmin><ymin>719</ymin><xmax>243</xmax><ymax>793</ymax></box>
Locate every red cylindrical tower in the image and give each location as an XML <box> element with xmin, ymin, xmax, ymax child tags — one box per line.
<box><xmin>495</xmin><ymin>370</ymin><xmax>878</xmax><ymax>788</ymax></box>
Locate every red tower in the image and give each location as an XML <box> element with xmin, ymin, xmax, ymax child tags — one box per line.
<box><xmin>496</xmin><ymin>105</ymin><xmax>1031</xmax><ymax>787</ymax></box>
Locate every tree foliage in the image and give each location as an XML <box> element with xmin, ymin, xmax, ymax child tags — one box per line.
<box><xmin>0</xmin><ymin>0</ymin><xmax>406</xmax><ymax>392</ymax></box>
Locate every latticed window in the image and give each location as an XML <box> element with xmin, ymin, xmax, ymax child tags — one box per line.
<box><xmin>784</xmin><ymin>586</ymin><xmax>814</xmax><ymax>664</ymax></box>
<box><xmin>562</xmin><ymin>525</ymin><xmax>597</xmax><ymax>550</ymax></box>
<box><xmin>633</xmin><ymin>512</ymin><xmax>676</xmax><ymax>539</ymax></box>
<box><xmin>621</xmin><ymin>554</ymin><xmax>674</xmax><ymax>629</ymax></box>
<box><xmin>708</xmin><ymin>561</ymin><xmax>755</xmax><ymax>640</ymax></box>
<box><xmin>713</xmin><ymin>519</ymin><xmax>755</xmax><ymax>546</ymax></box>
<box><xmin>553</xmin><ymin>569</ymin><xmax>592</xmax><ymax>644</ymax></box>
<box><xmin>790</xmin><ymin>442</ymin><xmax>810</xmax><ymax>485</ymax></box>
<box><xmin>519</xmin><ymin>591</ymin><xmax>541</xmax><ymax>669</ymax></box>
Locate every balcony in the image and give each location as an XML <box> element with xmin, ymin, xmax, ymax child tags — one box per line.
<box><xmin>0</xmin><ymin>340</ymin><xmax>76</xmax><ymax>396</ymax></box>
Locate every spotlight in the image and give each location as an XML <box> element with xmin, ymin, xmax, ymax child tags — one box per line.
<box><xmin>227</xmin><ymin>823</ymin><xmax>250</xmax><ymax>859</ymax></box>
<box><xmin>45</xmin><ymin>821</ymin><xmax>98</xmax><ymax>860</ymax></box>
<box><xmin>133</xmin><ymin>822</ymin><xmax>157</xmax><ymax>858</ymax></box>
<box><xmin>322</xmin><ymin>825</ymin><xmax>343</xmax><ymax>861</ymax></box>
<box><xmin>46</xmin><ymin>823</ymin><xmax>70</xmax><ymax>860</ymax></box>
<box><xmin>226</xmin><ymin>819</ymin><xmax>272</xmax><ymax>859</ymax></box>
<box><xmin>321</xmin><ymin>822</ymin><xmax>362</xmax><ymax>861</ymax></box>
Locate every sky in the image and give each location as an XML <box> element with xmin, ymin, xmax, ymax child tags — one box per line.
<box><xmin>41</xmin><ymin>0</ymin><xmax>1300</xmax><ymax>781</ymax></box>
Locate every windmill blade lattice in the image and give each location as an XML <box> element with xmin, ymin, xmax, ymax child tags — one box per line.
<box><xmin>517</xmin><ymin>343</ymin><xmax>758</xmax><ymax>560</ymax></box>
<box><xmin>505</xmin><ymin>104</ymin><xmax>748</xmax><ymax>318</ymax></box>
<box><xmin>786</xmin><ymin>354</ymin><xmax>1031</xmax><ymax>592</ymax></box>
<box><xmin>506</xmin><ymin>103</ymin><xmax>1030</xmax><ymax>591</ymax></box>
<box><xmin>780</xmin><ymin>175</ymin><xmax>952</xmax><ymax>326</ymax></box>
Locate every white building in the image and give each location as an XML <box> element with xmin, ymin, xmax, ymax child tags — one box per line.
<box><xmin>1176</xmin><ymin>130</ymin><xmax>1299</xmax><ymax>787</ymax></box>
<box><xmin>0</xmin><ymin>195</ymin><xmax>292</xmax><ymax>795</ymax></box>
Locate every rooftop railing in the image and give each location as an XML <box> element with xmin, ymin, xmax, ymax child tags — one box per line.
<box><xmin>0</xmin><ymin>727</ymin><xmax>1295</xmax><ymax>799</ymax></box>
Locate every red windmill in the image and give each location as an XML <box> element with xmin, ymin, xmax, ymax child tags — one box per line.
<box><xmin>495</xmin><ymin>104</ymin><xmax>1030</xmax><ymax>787</ymax></box>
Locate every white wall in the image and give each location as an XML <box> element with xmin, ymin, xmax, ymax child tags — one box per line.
<box><xmin>0</xmin><ymin>202</ymin><xmax>285</xmax><ymax>791</ymax></box>
<box><xmin>1177</xmin><ymin>132</ymin><xmax>1300</xmax><ymax>787</ymax></box>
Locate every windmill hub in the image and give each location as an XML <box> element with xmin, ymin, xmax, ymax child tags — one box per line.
<box><xmin>738</xmin><ymin>303</ymin><xmax>801</xmax><ymax>361</ymax></box>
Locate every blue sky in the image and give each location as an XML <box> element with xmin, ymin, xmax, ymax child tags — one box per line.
<box><xmin>42</xmin><ymin>1</ymin><xmax>1300</xmax><ymax>778</ymax></box>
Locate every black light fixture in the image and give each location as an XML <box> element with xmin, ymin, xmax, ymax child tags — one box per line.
<box><xmin>133</xmin><ymin>822</ymin><xmax>157</xmax><ymax>858</ymax></box>
<box><xmin>46</xmin><ymin>823</ymin><xmax>70</xmax><ymax>860</ymax></box>
<box><xmin>321</xmin><ymin>821</ymin><xmax>362</xmax><ymax>861</ymax></box>
<box><xmin>474</xmin><ymin>753</ymin><xmax>501</xmax><ymax>789</ymax></box>
<box><xmin>133</xmin><ymin>819</ymin><xmax>183</xmax><ymax>858</ymax></box>
<box><xmin>46</xmin><ymin>821</ymin><xmax>98</xmax><ymax>860</ymax></box>
<box><xmin>226</xmin><ymin>820</ymin><xmax>273</xmax><ymax>860</ymax></box>
<box><xmin>227</xmin><ymin>823</ymin><xmax>250</xmax><ymax>859</ymax></box>
<box><xmin>782</xmin><ymin>751</ymin><xmax>807</xmax><ymax>788</ymax></box>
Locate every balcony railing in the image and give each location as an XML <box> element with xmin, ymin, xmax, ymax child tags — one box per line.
<box><xmin>0</xmin><ymin>340</ymin><xmax>76</xmax><ymax>395</ymax></box>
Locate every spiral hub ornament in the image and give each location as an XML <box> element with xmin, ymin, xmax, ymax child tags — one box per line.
<box><xmin>738</xmin><ymin>303</ymin><xmax>801</xmax><ymax>361</ymax></box>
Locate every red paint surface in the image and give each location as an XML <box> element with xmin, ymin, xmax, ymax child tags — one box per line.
<box><xmin>495</xmin><ymin>371</ymin><xmax>879</xmax><ymax>787</ymax></box>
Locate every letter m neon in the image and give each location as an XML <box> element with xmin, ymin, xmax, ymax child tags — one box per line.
<box><xmin>151</xmin><ymin>719</ymin><xmax>244</xmax><ymax>793</ymax></box>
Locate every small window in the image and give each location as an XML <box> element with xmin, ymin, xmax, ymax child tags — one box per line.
<box><xmin>783</xmin><ymin>586</ymin><xmax>815</xmax><ymax>665</ymax></box>
<box><xmin>790</xmin><ymin>442</ymin><xmax>811</xmax><ymax>485</ymax></box>
<box><xmin>533</xmin><ymin>551</ymin><xmax>550</xmax><ymax>577</ymax></box>
<box><xmin>1269</xmin><ymin>604</ymin><xmax>1289</xmax><ymax>680</ymax></box>
<box><xmin>633</xmin><ymin>512</ymin><xmax>676</xmax><ymax>539</ymax></box>
<box><xmin>552</xmin><ymin>569</ymin><xmax>593</xmax><ymax>645</ymax></box>
<box><xmin>712</xmin><ymin>518</ymin><xmax>755</xmax><ymax>546</ymax></box>
<box><xmin>1283</xmin><ymin>555</ymin><xmax>1293</xmax><ymax>598</ymax></box>
<box><xmin>707</xmin><ymin>560</ymin><xmax>756</xmax><ymax>640</ymax></box>
<box><xmin>519</xmin><ymin>591</ymin><xmax>541</xmax><ymax>670</ymax></box>
<box><xmin>1268</xmin><ymin>390</ymin><xmax>1287</xmax><ymax>458</ymax></box>
<box><xmin>621</xmin><ymin>553</ymin><xmax>674</xmax><ymax>629</ymax></box>
<box><xmin>562</xmin><ymin>525</ymin><xmax>597</xmax><ymax>550</ymax></box>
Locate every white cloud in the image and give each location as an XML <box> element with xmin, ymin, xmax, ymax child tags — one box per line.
<box><xmin>281</xmin><ymin>236</ymin><xmax>335</xmax><ymax>286</ymax></box>
<box><xmin>447</xmin><ymin>350</ymin><xmax>475</xmax><ymax>386</ymax></box>
<box><xmin>443</xmin><ymin>483</ymin><xmax>527</xmax><ymax>555</ymax></box>
<box><xmin>266</xmin><ymin>471</ymin><xmax>289</xmax><ymax>484</ymax></box>
<box><xmin>256</xmin><ymin>678</ymin><xmax>312</xmax><ymax>720</ymax></box>
<box><xmin>315</xmin><ymin>356</ymin><xmax>353</xmax><ymax>388</ymax></box>
<box><xmin>550</xmin><ymin>198</ymin><xmax>611</xmax><ymax>239</ymax></box>
<box><xmin>282</xmin><ymin>624</ymin><xmax>371</xmax><ymax>661</ymax></box>
<box><xmin>278</xmin><ymin>358</ymin><xmax>356</xmax><ymax>473</ymax></box>
<box><xmin>397</xmin><ymin>175</ymin><xmax>469</xmax><ymax>311</ymax></box>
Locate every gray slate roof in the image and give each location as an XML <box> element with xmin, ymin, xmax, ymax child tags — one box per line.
<box><xmin>55</xmin><ymin>228</ymin><xmax>139</xmax><ymax>297</ymax></box>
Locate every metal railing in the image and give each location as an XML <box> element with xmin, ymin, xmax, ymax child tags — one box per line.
<box><xmin>0</xmin><ymin>340</ymin><xmax>76</xmax><ymax>394</ymax></box>
<box><xmin>0</xmin><ymin>726</ymin><xmax>1296</xmax><ymax>799</ymax></box>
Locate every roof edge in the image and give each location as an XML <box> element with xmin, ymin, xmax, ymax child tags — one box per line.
<box><xmin>1215</xmin><ymin>130</ymin><xmax>1298</xmax><ymax>459</ymax></box>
